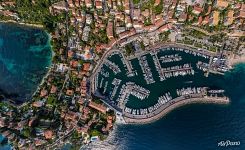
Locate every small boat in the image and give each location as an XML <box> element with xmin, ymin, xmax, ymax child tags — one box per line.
<box><xmin>185</xmin><ymin>81</ymin><xmax>193</xmax><ymax>84</ymax></box>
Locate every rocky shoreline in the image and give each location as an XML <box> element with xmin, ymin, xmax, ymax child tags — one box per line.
<box><xmin>0</xmin><ymin>20</ymin><xmax>43</xmax><ymax>28</ymax></box>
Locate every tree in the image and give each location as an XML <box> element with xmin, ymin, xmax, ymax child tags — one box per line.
<box><xmin>22</xmin><ymin>128</ymin><xmax>31</xmax><ymax>138</ymax></box>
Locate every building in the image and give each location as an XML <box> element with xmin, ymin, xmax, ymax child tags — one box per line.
<box><xmin>107</xmin><ymin>21</ymin><xmax>114</xmax><ymax>39</ymax></box>
<box><xmin>154</xmin><ymin>0</ymin><xmax>161</xmax><ymax>6</ymax></box>
<box><xmin>125</xmin><ymin>15</ymin><xmax>133</xmax><ymax>28</ymax></box>
<box><xmin>0</xmin><ymin>118</ymin><xmax>5</xmax><ymax>127</ymax></box>
<box><xmin>88</xmin><ymin>101</ymin><xmax>107</xmax><ymax>114</ymax></box>
<box><xmin>32</xmin><ymin>101</ymin><xmax>44</xmax><ymax>108</ymax></box>
<box><xmin>209</xmin><ymin>11</ymin><xmax>219</xmax><ymax>26</ymax></box>
<box><xmin>82</xmin><ymin>26</ymin><xmax>91</xmax><ymax>42</ymax></box>
<box><xmin>52</xmin><ymin>1</ymin><xmax>68</xmax><ymax>11</ymax></box>
<box><xmin>158</xmin><ymin>24</ymin><xmax>171</xmax><ymax>32</ymax></box>
<box><xmin>178</xmin><ymin>12</ymin><xmax>187</xmax><ymax>22</ymax></box>
<box><xmin>95</xmin><ymin>0</ymin><xmax>103</xmax><ymax>9</ymax></box>
<box><xmin>66</xmin><ymin>89</ymin><xmax>74</xmax><ymax>96</ymax></box>
<box><xmin>133</xmin><ymin>8</ymin><xmax>140</xmax><ymax>20</ymax></box>
<box><xmin>85</xmin><ymin>0</ymin><xmax>92</xmax><ymax>8</ymax></box>
<box><xmin>44</xmin><ymin>130</ymin><xmax>53</xmax><ymax>139</ymax></box>
<box><xmin>214</xmin><ymin>0</ymin><xmax>228</xmax><ymax>9</ymax></box>
<box><xmin>192</xmin><ymin>5</ymin><xmax>203</xmax><ymax>15</ymax></box>
<box><xmin>235</xmin><ymin>3</ymin><xmax>245</xmax><ymax>19</ymax></box>
<box><xmin>202</xmin><ymin>16</ymin><xmax>209</xmax><ymax>25</ymax></box>
<box><xmin>125</xmin><ymin>0</ymin><xmax>130</xmax><ymax>14</ymax></box>
<box><xmin>224</xmin><ymin>10</ymin><xmax>234</xmax><ymax>26</ymax></box>
<box><xmin>83</xmin><ymin>63</ymin><xmax>91</xmax><ymax>72</ymax></box>
<box><xmin>40</xmin><ymin>89</ymin><xmax>48</xmax><ymax>97</ymax></box>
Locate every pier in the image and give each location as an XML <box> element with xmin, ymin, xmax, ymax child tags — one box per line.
<box><xmin>123</xmin><ymin>95</ymin><xmax>229</xmax><ymax>124</ymax></box>
<box><xmin>89</xmin><ymin>44</ymin><xmax>230</xmax><ymax>125</ymax></box>
<box><xmin>151</xmin><ymin>51</ymin><xmax>166</xmax><ymax>81</ymax></box>
<box><xmin>159</xmin><ymin>54</ymin><xmax>182</xmax><ymax>63</ymax></box>
<box><xmin>161</xmin><ymin>64</ymin><xmax>194</xmax><ymax>79</ymax></box>
<box><xmin>121</xmin><ymin>52</ymin><xmax>134</xmax><ymax>76</ymax></box>
<box><xmin>117</xmin><ymin>82</ymin><xmax>150</xmax><ymax>108</ymax></box>
<box><xmin>138</xmin><ymin>56</ymin><xmax>155</xmax><ymax>84</ymax></box>
<box><xmin>111</xmin><ymin>78</ymin><xmax>122</xmax><ymax>99</ymax></box>
<box><xmin>104</xmin><ymin>59</ymin><xmax>121</xmax><ymax>75</ymax></box>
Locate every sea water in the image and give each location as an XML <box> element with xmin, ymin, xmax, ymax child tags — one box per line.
<box><xmin>1</xmin><ymin>23</ymin><xmax>245</xmax><ymax>150</ymax></box>
<box><xmin>0</xmin><ymin>23</ymin><xmax>52</xmax><ymax>104</ymax></box>
<box><xmin>85</xmin><ymin>63</ymin><xmax>245</xmax><ymax>150</ymax></box>
<box><xmin>0</xmin><ymin>22</ymin><xmax>52</xmax><ymax>149</ymax></box>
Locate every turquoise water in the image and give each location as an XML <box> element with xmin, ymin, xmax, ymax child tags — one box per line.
<box><xmin>0</xmin><ymin>135</ymin><xmax>11</xmax><ymax>150</ymax></box>
<box><xmin>1</xmin><ymin>22</ymin><xmax>245</xmax><ymax>149</ymax></box>
<box><xmin>0</xmin><ymin>23</ymin><xmax>52</xmax><ymax>104</ymax></box>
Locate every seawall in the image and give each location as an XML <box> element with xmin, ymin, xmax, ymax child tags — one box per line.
<box><xmin>123</xmin><ymin>96</ymin><xmax>230</xmax><ymax>124</ymax></box>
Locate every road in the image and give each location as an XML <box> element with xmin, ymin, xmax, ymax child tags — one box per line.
<box><xmin>58</xmin><ymin>68</ymin><xmax>70</xmax><ymax>100</ymax></box>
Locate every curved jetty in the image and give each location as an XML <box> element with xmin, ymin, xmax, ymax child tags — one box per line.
<box><xmin>123</xmin><ymin>95</ymin><xmax>229</xmax><ymax>124</ymax></box>
<box><xmin>91</xmin><ymin>44</ymin><xmax>230</xmax><ymax>124</ymax></box>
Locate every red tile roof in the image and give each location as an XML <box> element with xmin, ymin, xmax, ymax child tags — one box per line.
<box><xmin>88</xmin><ymin>101</ymin><xmax>107</xmax><ymax>114</ymax></box>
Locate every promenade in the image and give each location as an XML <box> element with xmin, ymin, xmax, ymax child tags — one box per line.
<box><xmin>123</xmin><ymin>95</ymin><xmax>229</xmax><ymax>124</ymax></box>
<box><xmin>90</xmin><ymin>42</ymin><xmax>227</xmax><ymax>125</ymax></box>
<box><xmin>126</xmin><ymin>42</ymin><xmax>217</xmax><ymax>60</ymax></box>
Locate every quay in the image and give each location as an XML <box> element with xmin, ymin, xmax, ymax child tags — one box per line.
<box><xmin>90</xmin><ymin>43</ymin><xmax>218</xmax><ymax>95</ymax></box>
<box><xmin>111</xmin><ymin>78</ymin><xmax>122</xmax><ymax>99</ymax></box>
<box><xmin>127</xmin><ymin>42</ymin><xmax>216</xmax><ymax>60</ymax></box>
<box><xmin>123</xmin><ymin>95</ymin><xmax>229</xmax><ymax>124</ymax></box>
<box><xmin>89</xmin><ymin>43</ymin><xmax>230</xmax><ymax>125</ymax></box>
<box><xmin>119</xmin><ymin>49</ymin><xmax>134</xmax><ymax>75</ymax></box>
<box><xmin>104</xmin><ymin>59</ymin><xmax>121</xmax><ymax>75</ymax></box>
<box><xmin>138</xmin><ymin>56</ymin><xmax>155</xmax><ymax>84</ymax></box>
<box><xmin>151</xmin><ymin>51</ymin><xmax>166</xmax><ymax>81</ymax></box>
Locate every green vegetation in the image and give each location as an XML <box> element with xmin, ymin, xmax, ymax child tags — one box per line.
<box><xmin>117</xmin><ymin>5</ymin><xmax>124</xmax><ymax>12</ymax></box>
<box><xmin>209</xmin><ymin>33</ymin><xmax>227</xmax><ymax>43</ymax></box>
<box><xmin>9</xmin><ymin>0</ymin><xmax>61</xmax><ymax>32</ymax></box>
<box><xmin>153</xmin><ymin>0</ymin><xmax>163</xmax><ymax>15</ymax></box>
<box><xmin>183</xmin><ymin>37</ymin><xmax>194</xmax><ymax>45</ymax></box>
<box><xmin>159</xmin><ymin>31</ymin><xmax>171</xmax><ymax>41</ymax></box>
<box><xmin>90</xmin><ymin>129</ymin><xmax>103</xmax><ymax>138</ymax></box>
<box><xmin>209</xmin><ymin>46</ymin><xmax>217</xmax><ymax>52</ymax></box>
<box><xmin>201</xmin><ymin>3</ymin><xmax>210</xmax><ymax>16</ymax></box>
<box><xmin>140</xmin><ymin>0</ymin><xmax>155</xmax><ymax>11</ymax></box>
<box><xmin>133</xmin><ymin>0</ymin><xmax>140</xmax><ymax>5</ymax></box>
<box><xmin>72</xmin><ymin>130</ymin><xmax>82</xmax><ymax>139</ymax></box>
<box><xmin>194</xmin><ymin>42</ymin><xmax>203</xmax><ymax>48</ymax></box>
<box><xmin>47</xmin><ymin>95</ymin><xmax>57</xmax><ymax>105</ymax></box>
<box><xmin>144</xmin><ymin>18</ymin><xmax>152</xmax><ymax>26</ymax></box>
<box><xmin>187</xmin><ymin>5</ymin><xmax>193</xmax><ymax>15</ymax></box>
<box><xmin>140</xmin><ymin>41</ymin><xmax>145</xmax><ymax>50</ymax></box>
<box><xmin>98</xmin><ymin>29</ymin><xmax>109</xmax><ymax>44</ymax></box>
<box><xmin>0</xmin><ymin>14</ymin><xmax>13</xmax><ymax>21</ymax></box>
<box><xmin>188</xmin><ymin>29</ymin><xmax>206</xmax><ymax>39</ymax></box>
<box><xmin>239</xmin><ymin>36</ymin><xmax>245</xmax><ymax>43</ymax></box>
<box><xmin>22</xmin><ymin>128</ymin><xmax>31</xmax><ymax>138</ymax></box>
<box><xmin>125</xmin><ymin>43</ymin><xmax>135</xmax><ymax>56</ymax></box>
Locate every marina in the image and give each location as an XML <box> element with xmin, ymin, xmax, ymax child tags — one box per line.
<box><xmin>139</xmin><ymin>56</ymin><xmax>155</xmax><ymax>84</ymax></box>
<box><xmin>91</xmin><ymin>44</ymin><xmax>230</xmax><ymax>123</ymax></box>
<box><xmin>111</xmin><ymin>78</ymin><xmax>121</xmax><ymax>99</ymax></box>
<box><xmin>104</xmin><ymin>59</ymin><xmax>121</xmax><ymax>75</ymax></box>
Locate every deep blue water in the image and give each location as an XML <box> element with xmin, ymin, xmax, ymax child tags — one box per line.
<box><xmin>0</xmin><ymin>23</ymin><xmax>52</xmax><ymax>104</ymax></box>
<box><xmin>1</xmin><ymin>23</ymin><xmax>245</xmax><ymax>150</ymax></box>
<box><xmin>83</xmin><ymin>63</ymin><xmax>245</xmax><ymax>150</ymax></box>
